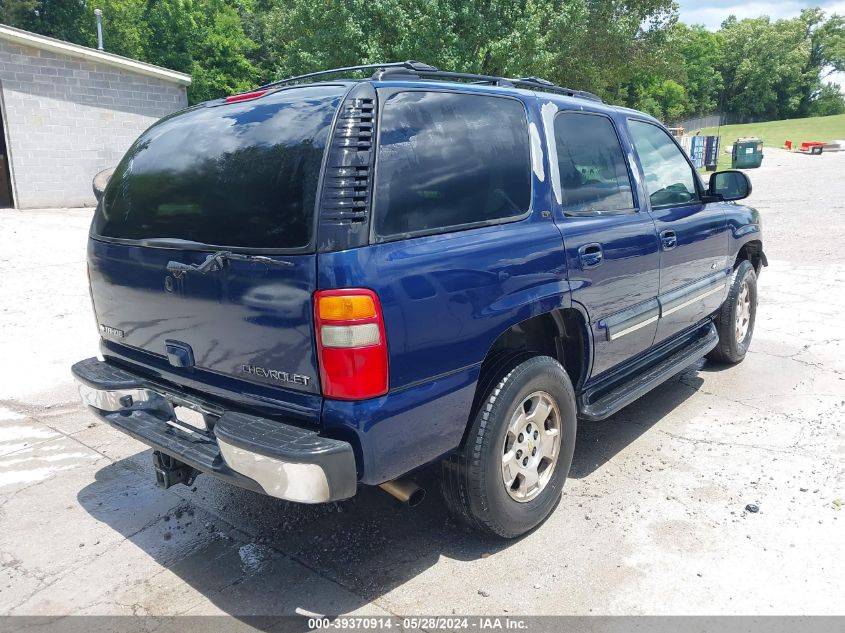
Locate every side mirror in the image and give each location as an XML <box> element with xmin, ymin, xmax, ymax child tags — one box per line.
<box><xmin>92</xmin><ymin>167</ymin><xmax>115</xmax><ymax>202</ymax></box>
<box><xmin>706</xmin><ymin>169</ymin><xmax>752</xmax><ymax>202</ymax></box>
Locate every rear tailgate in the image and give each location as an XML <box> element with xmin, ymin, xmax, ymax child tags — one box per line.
<box><xmin>89</xmin><ymin>241</ymin><xmax>321</xmax><ymax>421</ymax></box>
<box><xmin>87</xmin><ymin>85</ymin><xmax>348</xmax><ymax>423</ymax></box>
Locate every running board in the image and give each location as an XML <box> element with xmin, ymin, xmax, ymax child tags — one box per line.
<box><xmin>578</xmin><ymin>321</ymin><xmax>718</xmax><ymax>421</ymax></box>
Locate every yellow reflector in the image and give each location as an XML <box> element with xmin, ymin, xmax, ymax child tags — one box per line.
<box><xmin>318</xmin><ymin>295</ymin><xmax>376</xmax><ymax>321</ymax></box>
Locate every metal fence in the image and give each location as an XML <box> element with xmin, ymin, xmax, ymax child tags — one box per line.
<box><xmin>670</xmin><ymin>112</ymin><xmax>761</xmax><ymax>132</ymax></box>
<box><xmin>671</xmin><ymin>114</ymin><xmax>722</xmax><ymax>131</ymax></box>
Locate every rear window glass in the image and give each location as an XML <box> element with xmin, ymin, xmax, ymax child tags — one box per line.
<box><xmin>93</xmin><ymin>85</ymin><xmax>344</xmax><ymax>250</ymax></box>
<box><xmin>374</xmin><ymin>91</ymin><xmax>531</xmax><ymax>238</ymax></box>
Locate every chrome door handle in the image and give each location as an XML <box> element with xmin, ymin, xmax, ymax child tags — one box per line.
<box><xmin>578</xmin><ymin>243</ymin><xmax>603</xmax><ymax>269</ymax></box>
<box><xmin>660</xmin><ymin>230</ymin><xmax>677</xmax><ymax>251</ymax></box>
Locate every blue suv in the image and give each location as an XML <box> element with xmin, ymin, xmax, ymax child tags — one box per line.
<box><xmin>73</xmin><ymin>61</ymin><xmax>766</xmax><ymax>537</ymax></box>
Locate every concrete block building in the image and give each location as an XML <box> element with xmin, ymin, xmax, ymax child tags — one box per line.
<box><xmin>0</xmin><ymin>24</ymin><xmax>190</xmax><ymax>209</ymax></box>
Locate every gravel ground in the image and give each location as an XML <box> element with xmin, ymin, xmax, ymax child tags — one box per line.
<box><xmin>0</xmin><ymin>148</ymin><xmax>843</xmax><ymax>618</ymax></box>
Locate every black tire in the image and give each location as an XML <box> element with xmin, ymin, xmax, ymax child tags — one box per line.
<box><xmin>708</xmin><ymin>259</ymin><xmax>758</xmax><ymax>364</ymax></box>
<box><xmin>440</xmin><ymin>355</ymin><xmax>577</xmax><ymax>538</ymax></box>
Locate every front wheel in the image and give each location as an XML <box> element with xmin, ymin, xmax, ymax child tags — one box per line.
<box><xmin>708</xmin><ymin>259</ymin><xmax>758</xmax><ymax>364</ymax></box>
<box><xmin>440</xmin><ymin>356</ymin><xmax>577</xmax><ymax>538</ymax></box>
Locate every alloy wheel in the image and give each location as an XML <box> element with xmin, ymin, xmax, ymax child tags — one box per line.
<box><xmin>501</xmin><ymin>391</ymin><xmax>562</xmax><ymax>502</ymax></box>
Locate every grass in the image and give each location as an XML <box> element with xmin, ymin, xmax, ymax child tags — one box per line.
<box><xmin>698</xmin><ymin>113</ymin><xmax>845</xmax><ymax>147</ymax></box>
<box><xmin>693</xmin><ymin>113</ymin><xmax>845</xmax><ymax>171</ymax></box>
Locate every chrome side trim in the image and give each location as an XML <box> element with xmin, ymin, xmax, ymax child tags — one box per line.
<box><xmin>608</xmin><ymin>314</ymin><xmax>659</xmax><ymax>341</ymax></box>
<box><xmin>661</xmin><ymin>283</ymin><xmax>726</xmax><ymax>317</ymax></box>
<box><xmin>217</xmin><ymin>438</ymin><xmax>332</xmax><ymax>503</ymax></box>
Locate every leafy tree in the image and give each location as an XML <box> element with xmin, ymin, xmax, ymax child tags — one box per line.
<box><xmin>0</xmin><ymin>0</ymin><xmax>38</xmax><ymax>27</ymax></box>
<box><xmin>805</xmin><ymin>8</ymin><xmax>845</xmax><ymax>79</ymax></box>
<box><xmin>809</xmin><ymin>82</ymin><xmax>845</xmax><ymax>116</ymax></box>
<box><xmin>717</xmin><ymin>10</ymin><xmax>845</xmax><ymax>120</ymax></box>
<box><xmin>78</xmin><ymin>0</ymin><xmax>147</xmax><ymax>60</ymax></box>
<box><xmin>718</xmin><ymin>15</ymin><xmax>815</xmax><ymax>120</ymax></box>
<box><xmin>262</xmin><ymin>0</ymin><xmax>679</xmax><ymax>107</ymax></box>
<box><xmin>672</xmin><ymin>23</ymin><xmax>723</xmax><ymax>116</ymax></box>
<box><xmin>0</xmin><ymin>0</ymin><xmax>86</xmax><ymax>43</ymax></box>
<box><xmin>186</xmin><ymin>1</ymin><xmax>258</xmax><ymax>101</ymax></box>
<box><xmin>140</xmin><ymin>0</ymin><xmax>259</xmax><ymax>103</ymax></box>
<box><xmin>1</xmin><ymin>0</ymin><xmax>841</xmax><ymax>119</ymax></box>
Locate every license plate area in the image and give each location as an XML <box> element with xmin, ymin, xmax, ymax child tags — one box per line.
<box><xmin>171</xmin><ymin>405</ymin><xmax>207</xmax><ymax>432</ymax></box>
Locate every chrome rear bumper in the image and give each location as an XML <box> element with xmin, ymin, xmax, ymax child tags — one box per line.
<box><xmin>73</xmin><ymin>358</ymin><xmax>357</xmax><ymax>503</ymax></box>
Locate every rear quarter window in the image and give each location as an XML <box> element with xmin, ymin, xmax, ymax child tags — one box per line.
<box><xmin>93</xmin><ymin>85</ymin><xmax>345</xmax><ymax>251</ymax></box>
<box><xmin>373</xmin><ymin>91</ymin><xmax>531</xmax><ymax>239</ymax></box>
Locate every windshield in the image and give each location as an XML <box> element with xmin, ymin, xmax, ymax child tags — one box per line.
<box><xmin>93</xmin><ymin>85</ymin><xmax>345</xmax><ymax>250</ymax></box>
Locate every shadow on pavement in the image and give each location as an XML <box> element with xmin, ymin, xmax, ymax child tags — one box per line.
<box><xmin>569</xmin><ymin>368</ymin><xmax>704</xmax><ymax>479</ymax></box>
<box><xmin>76</xmin><ymin>364</ymin><xmax>705</xmax><ymax>622</ymax></box>
<box><xmin>78</xmin><ymin>455</ymin><xmax>508</xmax><ymax>623</ymax></box>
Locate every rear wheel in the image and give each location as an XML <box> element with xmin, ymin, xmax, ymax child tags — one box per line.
<box><xmin>440</xmin><ymin>355</ymin><xmax>577</xmax><ymax>538</ymax></box>
<box><xmin>708</xmin><ymin>259</ymin><xmax>758</xmax><ymax>364</ymax></box>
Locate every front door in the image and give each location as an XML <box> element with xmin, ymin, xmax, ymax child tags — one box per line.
<box><xmin>548</xmin><ymin>108</ymin><xmax>661</xmax><ymax>377</ymax></box>
<box><xmin>626</xmin><ymin>120</ymin><xmax>729</xmax><ymax>344</ymax></box>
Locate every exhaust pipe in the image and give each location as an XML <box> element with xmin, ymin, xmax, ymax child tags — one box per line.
<box><xmin>379</xmin><ymin>478</ymin><xmax>426</xmax><ymax>507</ymax></box>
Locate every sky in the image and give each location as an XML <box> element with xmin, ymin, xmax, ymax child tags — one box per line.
<box><xmin>676</xmin><ymin>0</ymin><xmax>845</xmax><ymax>91</ymax></box>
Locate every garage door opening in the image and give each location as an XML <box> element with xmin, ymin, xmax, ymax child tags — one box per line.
<box><xmin>0</xmin><ymin>106</ymin><xmax>13</xmax><ymax>208</ymax></box>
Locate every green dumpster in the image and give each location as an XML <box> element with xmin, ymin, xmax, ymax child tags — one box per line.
<box><xmin>731</xmin><ymin>137</ymin><xmax>764</xmax><ymax>169</ymax></box>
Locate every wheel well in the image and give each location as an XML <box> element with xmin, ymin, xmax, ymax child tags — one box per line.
<box><xmin>456</xmin><ymin>310</ymin><xmax>588</xmax><ymax>450</ymax></box>
<box><xmin>478</xmin><ymin>309</ymin><xmax>587</xmax><ymax>395</ymax></box>
<box><xmin>735</xmin><ymin>240</ymin><xmax>763</xmax><ymax>274</ymax></box>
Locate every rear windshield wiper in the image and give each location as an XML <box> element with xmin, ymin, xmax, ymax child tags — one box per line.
<box><xmin>166</xmin><ymin>251</ymin><xmax>293</xmax><ymax>278</ymax></box>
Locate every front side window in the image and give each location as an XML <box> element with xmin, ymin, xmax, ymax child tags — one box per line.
<box><xmin>554</xmin><ymin>112</ymin><xmax>635</xmax><ymax>215</ymax></box>
<box><xmin>628</xmin><ymin>120</ymin><xmax>699</xmax><ymax>208</ymax></box>
<box><xmin>374</xmin><ymin>91</ymin><xmax>531</xmax><ymax>238</ymax></box>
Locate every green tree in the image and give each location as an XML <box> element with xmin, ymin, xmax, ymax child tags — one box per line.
<box><xmin>187</xmin><ymin>1</ymin><xmax>258</xmax><ymax>101</ymax></box>
<box><xmin>805</xmin><ymin>8</ymin><xmax>845</xmax><ymax>79</ymax></box>
<box><xmin>0</xmin><ymin>0</ymin><xmax>86</xmax><ymax>43</ymax></box>
<box><xmin>717</xmin><ymin>10</ymin><xmax>845</xmax><ymax>120</ymax></box>
<box><xmin>809</xmin><ymin>82</ymin><xmax>845</xmax><ymax>116</ymax></box>
<box><xmin>262</xmin><ymin>0</ymin><xmax>679</xmax><ymax>106</ymax></box>
<box><xmin>672</xmin><ymin>23</ymin><xmax>723</xmax><ymax>116</ymax></box>
<box><xmin>142</xmin><ymin>0</ymin><xmax>258</xmax><ymax>103</ymax></box>
<box><xmin>78</xmin><ymin>0</ymin><xmax>147</xmax><ymax>60</ymax></box>
<box><xmin>718</xmin><ymin>15</ymin><xmax>815</xmax><ymax>120</ymax></box>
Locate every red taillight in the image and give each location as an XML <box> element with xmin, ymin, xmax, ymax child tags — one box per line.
<box><xmin>314</xmin><ymin>289</ymin><xmax>388</xmax><ymax>400</ymax></box>
<box><xmin>224</xmin><ymin>89</ymin><xmax>268</xmax><ymax>103</ymax></box>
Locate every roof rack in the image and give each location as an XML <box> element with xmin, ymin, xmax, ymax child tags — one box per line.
<box><xmin>257</xmin><ymin>61</ymin><xmax>603</xmax><ymax>103</ymax></box>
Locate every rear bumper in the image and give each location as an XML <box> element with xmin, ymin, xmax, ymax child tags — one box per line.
<box><xmin>71</xmin><ymin>357</ymin><xmax>357</xmax><ymax>503</ymax></box>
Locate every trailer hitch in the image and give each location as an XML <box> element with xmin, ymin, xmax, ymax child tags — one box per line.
<box><xmin>152</xmin><ymin>451</ymin><xmax>198</xmax><ymax>489</ymax></box>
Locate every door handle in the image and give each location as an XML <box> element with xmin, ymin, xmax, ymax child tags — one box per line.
<box><xmin>578</xmin><ymin>243</ymin><xmax>603</xmax><ymax>269</ymax></box>
<box><xmin>660</xmin><ymin>230</ymin><xmax>677</xmax><ymax>251</ymax></box>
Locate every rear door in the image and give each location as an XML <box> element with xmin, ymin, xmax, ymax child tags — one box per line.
<box><xmin>626</xmin><ymin>120</ymin><xmax>729</xmax><ymax>344</ymax></box>
<box><xmin>88</xmin><ymin>85</ymin><xmax>347</xmax><ymax>420</ymax></box>
<box><xmin>548</xmin><ymin>108</ymin><xmax>661</xmax><ymax>377</ymax></box>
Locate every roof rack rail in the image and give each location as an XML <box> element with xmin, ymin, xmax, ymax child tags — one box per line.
<box><xmin>257</xmin><ymin>61</ymin><xmax>436</xmax><ymax>90</ymax></box>
<box><xmin>257</xmin><ymin>61</ymin><xmax>603</xmax><ymax>103</ymax></box>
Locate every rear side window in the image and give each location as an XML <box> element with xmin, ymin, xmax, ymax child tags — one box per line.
<box><xmin>554</xmin><ymin>112</ymin><xmax>635</xmax><ymax>215</ymax></box>
<box><xmin>374</xmin><ymin>91</ymin><xmax>531</xmax><ymax>238</ymax></box>
<box><xmin>93</xmin><ymin>85</ymin><xmax>345</xmax><ymax>250</ymax></box>
<box><xmin>628</xmin><ymin>120</ymin><xmax>699</xmax><ymax>208</ymax></box>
